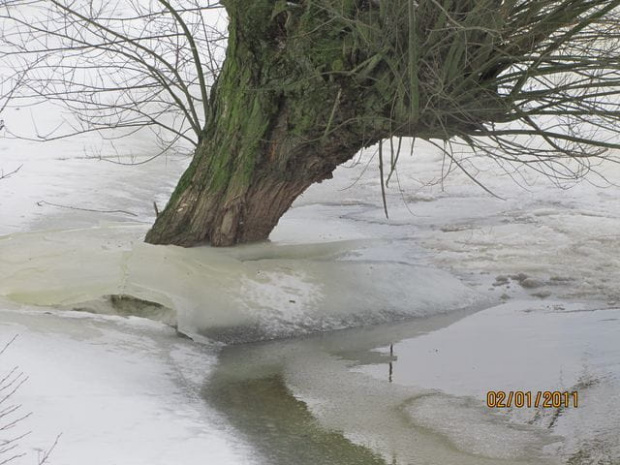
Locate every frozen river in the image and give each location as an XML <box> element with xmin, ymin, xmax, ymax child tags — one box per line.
<box><xmin>1</xmin><ymin>103</ymin><xmax>620</xmax><ymax>464</ymax></box>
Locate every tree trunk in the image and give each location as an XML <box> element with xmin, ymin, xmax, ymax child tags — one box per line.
<box><xmin>146</xmin><ymin>0</ymin><xmax>386</xmax><ymax>247</ymax></box>
<box><xmin>146</xmin><ymin>0</ymin><xmax>507</xmax><ymax>247</ymax></box>
<box><xmin>145</xmin><ymin>105</ymin><xmax>373</xmax><ymax>247</ymax></box>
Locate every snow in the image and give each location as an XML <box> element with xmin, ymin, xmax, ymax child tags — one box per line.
<box><xmin>0</xmin><ymin>306</ymin><xmax>259</xmax><ymax>465</ymax></box>
<box><xmin>2</xmin><ymin>84</ymin><xmax>620</xmax><ymax>463</ymax></box>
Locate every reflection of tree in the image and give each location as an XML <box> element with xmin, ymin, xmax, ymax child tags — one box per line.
<box><xmin>205</xmin><ymin>373</ymin><xmax>387</xmax><ymax>465</ymax></box>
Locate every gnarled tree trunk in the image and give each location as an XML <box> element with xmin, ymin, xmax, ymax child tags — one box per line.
<box><xmin>146</xmin><ymin>0</ymin><xmax>511</xmax><ymax>247</ymax></box>
<box><xmin>146</xmin><ymin>0</ymin><xmax>389</xmax><ymax>247</ymax></box>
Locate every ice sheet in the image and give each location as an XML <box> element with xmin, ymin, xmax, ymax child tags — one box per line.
<box><xmin>0</xmin><ymin>224</ymin><xmax>485</xmax><ymax>342</ymax></box>
<box><xmin>0</xmin><ymin>307</ymin><xmax>259</xmax><ymax>465</ymax></box>
<box><xmin>351</xmin><ymin>301</ymin><xmax>620</xmax><ymax>463</ymax></box>
<box><xmin>3</xmin><ymin>88</ymin><xmax>620</xmax><ymax>464</ymax></box>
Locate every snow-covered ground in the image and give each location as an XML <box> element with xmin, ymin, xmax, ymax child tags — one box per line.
<box><xmin>0</xmin><ymin>306</ymin><xmax>259</xmax><ymax>465</ymax></box>
<box><xmin>1</xmin><ymin>100</ymin><xmax>620</xmax><ymax>464</ymax></box>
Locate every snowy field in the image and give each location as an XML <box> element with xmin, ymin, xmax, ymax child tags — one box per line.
<box><xmin>1</xmin><ymin>100</ymin><xmax>620</xmax><ymax>464</ymax></box>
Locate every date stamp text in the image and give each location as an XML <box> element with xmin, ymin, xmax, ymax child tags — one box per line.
<box><xmin>486</xmin><ymin>391</ymin><xmax>579</xmax><ymax>408</ymax></box>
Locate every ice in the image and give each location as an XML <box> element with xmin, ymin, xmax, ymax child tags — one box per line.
<box><xmin>208</xmin><ymin>313</ymin><xmax>561</xmax><ymax>465</ymax></box>
<box><xmin>0</xmin><ymin>306</ymin><xmax>260</xmax><ymax>465</ymax></box>
<box><xmin>349</xmin><ymin>301</ymin><xmax>620</xmax><ymax>463</ymax></box>
<box><xmin>1</xmin><ymin>106</ymin><xmax>489</xmax><ymax>342</ymax></box>
<box><xmin>551</xmin><ymin>376</ymin><xmax>620</xmax><ymax>463</ymax></box>
<box><xmin>0</xmin><ymin>223</ymin><xmax>485</xmax><ymax>342</ymax></box>
<box><xmin>407</xmin><ymin>394</ymin><xmax>557</xmax><ymax>460</ymax></box>
<box><xmin>2</xmin><ymin>88</ymin><xmax>620</xmax><ymax>464</ymax></box>
<box><xmin>0</xmin><ymin>102</ymin><xmax>189</xmax><ymax>236</ymax></box>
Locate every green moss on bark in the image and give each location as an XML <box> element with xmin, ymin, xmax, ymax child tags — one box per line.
<box><xmin>147</xmin><ymin>0</ymin><xmax>524</xmax><ymax>246</ymax></box>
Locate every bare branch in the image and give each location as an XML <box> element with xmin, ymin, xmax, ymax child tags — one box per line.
<box><xmin>1</xmin><ymin>0</ymin><xmax>226</xmax><ymax>154</ymax></box>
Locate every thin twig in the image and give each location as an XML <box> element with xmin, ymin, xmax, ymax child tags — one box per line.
<box><xmin>0</xmin><ymin>166</ymin><xmax>22</xmax><ymax>181</ymax></box>
<box><xmin>36</xmin><ymin>200</ymin><xmax>138</xmax><ymax>217</ymax></box>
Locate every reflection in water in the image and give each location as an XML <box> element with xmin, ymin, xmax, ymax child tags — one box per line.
<box><xmin>204</xmin><ymin>372</ymin><xmax>387</xmax><ymax>465</ymax></box>
<box><xmin>203</xmin><ymin>309</ymin><xmax>559</xmax><ymax>465</ymax></box>
<box><xmin>389</xmin><ymin>344</ymin><xmax>394</xmax><ymax>383</ymax></box>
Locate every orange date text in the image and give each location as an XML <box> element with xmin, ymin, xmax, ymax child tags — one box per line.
<box><xmin>486</xmin><ymin>390</ymin><xmax>578</xmax><ymax>408</ymax></box>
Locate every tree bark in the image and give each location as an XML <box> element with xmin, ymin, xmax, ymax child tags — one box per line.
<box><xmin>146</xmin><ymin>0</ymin><xmax>386</xmax><ymax>247</ymax></box>
<box><xmin>146</xmin><ymin>0</ymin><xmax>507</xmax><ymax>247</ymax></box>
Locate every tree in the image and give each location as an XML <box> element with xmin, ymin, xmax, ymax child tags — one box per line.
<box><xmin>3</xmin><ymin>0</ymin><xmax>620</xmax><ymax>246</ymax></box>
